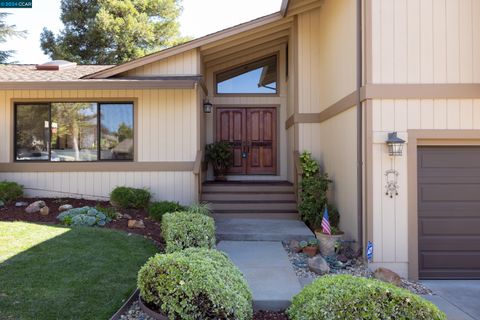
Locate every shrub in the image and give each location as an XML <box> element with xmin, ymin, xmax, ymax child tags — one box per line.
<box><xmin>287</xmin><ymin>275</ymin><xmax>447</xmax><ymax>320</ymax></box>
<box><xmin>162</xmin><ymin>211</ymin><xmax>215</xmax><ymax>253</ymax></box>
<box><xmin>0</xmin><ymin>181</ymin><xmax>23</xmax><ymax>203</ymax></box>
<box><xmin>299</xmin><ymin>151</ymin><xmax>319</xmax><ymax>177</ymax></box>
<box><xmin>138</xmin><ymin>248</ymin><xmax>252</xmax><ymax>320</ymax></box>
<box><xmin>110</xmin><ymin>186</ymin><xmax>151</xmax><ymax>209</ymax></box>
<box><xmin>148</xmin><ymin>201</ymin><xmax>184</xmax><ymax>222</ymax></box>
<box><xmin>186</xmin><ymin>202</ymin><xmax>212</xmax><ymax>215</ymax></box>
<box><xmin>299</xmin><ymin>174</ymin><xmax>332</xmax><ymax>228</ymax></box>
<box><xmin>95</xmin><ymin>205</ymin><xmax>118</xmax><ymax>220</ymax></box>
<box><xmin>57</xmin><ymin>206</ymin><xmax>111</xmax><ymax>227</ymax></box>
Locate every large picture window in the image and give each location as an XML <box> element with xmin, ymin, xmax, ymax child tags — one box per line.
<box><xmin>15</xmin><ymin>102</ymin><xmax>134</xmax><ymax>162</ymax></box>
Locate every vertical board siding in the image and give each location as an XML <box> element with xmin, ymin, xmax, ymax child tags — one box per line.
<box><xmin>372</xmin><ymin>0</ymin><xmax>480</xmax><ymax>83</ymax></box>
<box><xmin>0</xmin><ymin>88</ymin><xmax>198</xmax><ymax>204</ymax></box>
<box><xmin>297</xmin><ymin>1</ymin><xmax>356</xmax><ymax>112</ymax></box>
<box><xmin>371</xmin><ymin>98</ymin><xmax>480</xmax><ymax>271</ymax></box>
<box><xmin>121</xmin><ymin>49</ymin><xmax>199</xmax><ymax>76</ymax></box>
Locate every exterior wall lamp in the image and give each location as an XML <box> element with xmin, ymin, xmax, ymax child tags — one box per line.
<box><xmin>385</xmin><ymin>132</ymin><xmax>405</xmax><ymax>157</ymax></box>
<box><xmin>203</xmin><ymin>100</ymin><xmax>213</xmax><ymax>113</ymax></box>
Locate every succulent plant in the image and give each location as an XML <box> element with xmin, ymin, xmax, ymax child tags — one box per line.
<box><xmin>56</xmin><ymin>206</ymin><xmax>110</xmax><ymax>227</ymax></box>
<box><xmin>308</xmin><ymin>238</ymin><xmax>319</xmax><ymax>246</ymax></box>
<box><xmin>299</xmin><ymin>240</ymin><xmax>308</xmax><ymax>249</ymax></box>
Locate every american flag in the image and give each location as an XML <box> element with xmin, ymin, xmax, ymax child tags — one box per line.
<box><xmin>321</xmin><ymin>207</ymin><xmax>331</xmax><ymax>235</ymax></box>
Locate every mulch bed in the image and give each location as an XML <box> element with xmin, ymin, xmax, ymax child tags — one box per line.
<box><xmin>0</xmin><ymin>198</ymin><xmax>164</xmax><ymax>249</ymax></box>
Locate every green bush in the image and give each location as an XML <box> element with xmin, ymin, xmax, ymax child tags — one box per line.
<box><xmin>148</xmin><ymin>201</ymin><xmax>184</xmax><ymax>222</ymax></box>
<box><xmin>300</xmin><ymin>151</ymin><xmax>319</xmax><ymax>177</ymax></box>
<box><xmin>95</xmin><ymin>205</ymin><xmax>118</xmax><ymax>220</ymax></box>
<box><xmin>57</xmin><ymin>206</ymin><xmax>111</xmax><ymax>227</ymax></box>
<box><xmin>287</xmin><ymin>275</ymin><xmax>447</xmax><ymax>320</ymax></box>
<box><xmin>299</xmin><ymin>174</ymin><xmax>332</xmax><ymax>228</ymax></box>
<box><xmin>110</xmin><ymin>186</ymin><xmax>151</xmax><ymax>209</ymax></box>
<box><xmin>0</xmin><ymin>181</ymin><xmax>23</xmax><ymax>203</ymax></box>
<box><xmin>138</xmin><ymin>248</ymin><xmax>252</xmax><ymax>320</ymax></box>
<box><xmin>162</xmin><ymin>211</ymin><xmax>215</xmax><ymax>253</ymax></box>
<box><xmin>186</xmin><ymin>202</ymin><xmax>212</xmax><ymax>215</ymax></box>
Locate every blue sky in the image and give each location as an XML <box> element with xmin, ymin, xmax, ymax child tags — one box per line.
<box><xmin>0</xmin><ymin>0</ymin><xmax>281</xmax><ymax>64</ymax></box>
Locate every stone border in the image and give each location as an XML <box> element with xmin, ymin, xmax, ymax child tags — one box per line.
<box><xmin>109</xmin><ymin>289</ymin><xmax>139</xmax><ymax>320</ymax></box>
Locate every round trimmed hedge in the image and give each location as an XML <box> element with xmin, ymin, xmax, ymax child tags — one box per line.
<box><xmin>287</xmin><ymin>275</ymin><xmax>446</xmax><ymax>320</ymax></box>
<box><xmin>161</xmin><ymin>211</ymin><xmax>215</xmax><ymax>253</ymax></box>
<box><xmin>137</xmin><ymin>248</ymin><xmax>253</xmax><ymax>320</ymax></box>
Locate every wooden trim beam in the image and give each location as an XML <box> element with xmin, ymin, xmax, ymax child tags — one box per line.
<box><xmin>0</xmin><ymin>80</ymin><xmax>198</xmax><ymax>90</ymax></box>
<box><xmin>0</xmin><ymin>162</ymin><xmax>195</xmax><ymax>172</ymax></box>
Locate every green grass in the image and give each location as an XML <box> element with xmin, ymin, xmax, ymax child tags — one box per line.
<box><xmin>0</xmin><ymin>222</ymin><xmax>158</xmax><ymax>320</ymax></box>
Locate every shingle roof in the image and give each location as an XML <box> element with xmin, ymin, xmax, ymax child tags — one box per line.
<box><xmin>0</xmin><ymin>64</ymin><xmax>113</xmax><ymax>81</ymax></box>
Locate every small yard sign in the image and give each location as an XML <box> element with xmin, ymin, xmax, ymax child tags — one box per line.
<box><xmin>366</xmin><ymin>241</ymin><xmax>373</xmax><ymax>262</ymax></box>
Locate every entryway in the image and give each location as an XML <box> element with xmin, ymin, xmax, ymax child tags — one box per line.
<box><xmin>216</xmin><ymin>107</ymin><xmax>277</xmax><ymax>175</ymax></box>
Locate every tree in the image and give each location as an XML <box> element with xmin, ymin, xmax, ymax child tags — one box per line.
<box><xmin>40</xmin><ymin>0</ymin><xmax>189</xmax><ymax>65</ymax></box>
<box><xmin>0</xmin><ymin>13</ymin><xmax>26</xmax><ymax>63</ymax></box>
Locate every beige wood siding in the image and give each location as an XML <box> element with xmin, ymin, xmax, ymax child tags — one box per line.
<box><xmin>370</xmin><ymin>98</ymin><xmax>480</xmax><ymax>277</ymax></box>
<box><xmin>119</xmin><ymin>49</ymin><xmax>200</xmax><ymax>76</ymax></box>
<box><xmin>0</xmin><ymin>88</ymin><xmax>198</xmax><ymax>204</ymax></box>
<box><xmin>299</xmin><ymin>106</ymin><xmax>358</xmax><ymax>240</ymax></box>
<box><xmin>297</xmin><ymin>1</ymin><xmax>356</xmax><ymax>113</ymax></box>
<box><xmin>371</xmin><ymin>0</ymin><xmax>480</xmax><ymax>84</ymax></box>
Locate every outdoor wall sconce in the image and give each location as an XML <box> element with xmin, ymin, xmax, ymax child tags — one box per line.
<box><xmin>385</xmin><ymin>132</ymin><xmax>405</xmax><ymax>157</ymax></box>
<box><xmin>203</xmin><ymin>100</ymin><xmax>213</xmax><ymax>113</ymax></box>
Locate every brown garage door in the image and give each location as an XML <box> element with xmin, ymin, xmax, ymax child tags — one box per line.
<box><xmin>418</xmin><ymin>146</ymin><xmax>480</xmax><ymax>279</ymax></box>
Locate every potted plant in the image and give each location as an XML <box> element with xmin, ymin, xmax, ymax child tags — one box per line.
<box><xmin>301</xmin><ymin>238</ymin><xmax>319</xmax><ymax>257</ymax></box>
<box><xmin>205</xmin><ymin>141</ymin><xmax>232</xmax><ymax>181</ymax></box>
<box><xmin>314</xmin><ymin>206</ymin><xmax>344</xmax><ymax>256</ymax></box>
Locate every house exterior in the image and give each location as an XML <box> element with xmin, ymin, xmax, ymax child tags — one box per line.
<box><xmin>1</xmin><ymin>0</ymin><xmax>479</xmax><ymax>280</ymax></box>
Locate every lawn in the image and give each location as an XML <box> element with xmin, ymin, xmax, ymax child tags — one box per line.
<box><xmin>0</xmin><ymin>221</ymin><xmax>158</xmax><ymax>320</ymax></box>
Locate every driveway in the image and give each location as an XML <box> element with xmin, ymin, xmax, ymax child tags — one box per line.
<box><xmin>422</xmin><ymin>280</ymin><xmax>480</xmax><ymax>320</ymax></box>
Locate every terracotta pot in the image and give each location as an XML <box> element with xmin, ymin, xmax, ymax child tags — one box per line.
<box><xmin>302</xmin><ymin>245</ymin><xmax>318</xmax><ymax>257</ymax></box>
<box><xmin>315</xmin><ymin>230</ymin><xmax>344</xmax><ymax>256</ymax></box>
<box><xmin>138</xmin><ymin>297</ymin><xmax>168</xmax><ymax>320</ymax></box>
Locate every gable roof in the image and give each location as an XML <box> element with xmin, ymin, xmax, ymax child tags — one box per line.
<box><xmin>83</xmin><ymin>4</ymin><xmax>291</xmax><ymax>79</ymax></box>
<box><xmin>0</xmin><ymin>64</ymin><xmax>112</xmax><ymax>81</ymax></box>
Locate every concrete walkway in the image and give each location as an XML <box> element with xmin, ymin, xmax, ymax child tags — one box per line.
<box><xmin>218</xmin><ymin>240</ymin><xmax>303</xmax><ymax>311</ymax></box>
<box><xmin>216</xmin><ymin>218</ymin><xmax>313</xmax><ymax>242</ymax></box>
<box><xmin>422</xmin><ymin>281</ymin><xmax>480</xmax><ymax>320</ymax></box>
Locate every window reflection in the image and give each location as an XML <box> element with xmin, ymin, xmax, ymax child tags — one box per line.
<box><xmin>100</xmin><ymin>104</ymin><xmax>134</xmax><ymax>160</ymax></box>
<box><xmin>15</xmin><ymin>104</ymin><xmax>50</xmax><ymax>161</ymax></box>
<box><xmin>51</xmin><ymin>103</ymin><xmax>98</xmax><ymax>162</ymax></box>
<box><xmin>216</xmin><ymin>55</ymin><xmax>278</xmax><ymax>94</ymax></box>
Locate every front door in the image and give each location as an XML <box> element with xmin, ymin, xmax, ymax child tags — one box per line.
<box><xmin>216</xmin><ymin>107</ymin><xmax>277</xmax><ymax>175</ymax></box>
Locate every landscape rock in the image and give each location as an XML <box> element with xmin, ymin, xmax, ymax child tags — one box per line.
<box><xmin>373</xmin><ymin>267</ymin><xmax>402</xmax><ymax>286</ymax></box>
<box><xmin>39</xmin><ymin>206</ymin><xmax>50</xmax><ymax>216</ymax></box>
<box><xmin>115</xmin><ymin>212</ymin><xmax>123</xmax><ymax>220</ymax></box>
<box><xmin>289</xmin><ymin>240</ymin><xmax>302</xmax><ymax>253</ymax></box>
<box><xmin>25</xmin><ymin>200</ymin><xmax>46</xmax><ymax>214</ymax></box>
<box><xmin>128</xmin><ymin>219</ymin><xmax>145</xmax><ymax>229</ymax></box>
<box><xmin>15</xmin><ymin>201</ymin><xmax>28</xmax><ymax>207</ymax></box>
<box><xmin>58</xmin><ymin>204</ymin><xmax>73</xmax><ymax>212</ymax></box>
<box><xmin>0</xmin><ymin>200</ymin><xmax>4</xmax><ymax>208</ymax></box>
<box><xmin>123</xmin><ymin>214</ymin><xmax>133</xmax><ymax>220</ymax></box>
<box><xmin>308</xmin><ymin>255</ymin><xmax>330</xmax><ymax>275</ymax></box>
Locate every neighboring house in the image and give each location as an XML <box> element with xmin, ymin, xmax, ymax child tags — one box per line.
<box><xmin>0</xmin><ymin>0</ymin><xmax>479</xmax><ymax>281</ymax></box>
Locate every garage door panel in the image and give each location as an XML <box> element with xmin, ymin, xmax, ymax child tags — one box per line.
<box><xmin>421</xmin><ymin>252</ymin><xmax>480</xmax><ymax>269</ymax></box>
<box><xmin>418</xmin><ymin>146</ymin><xmax>480</xmax><ymax>279</ymax></box>
<box><xmin>419</xmin><ymin>149</ymin><xmax>480</xmax><ymax>168</ymax></box>
<box><xmin>420</xmin><ymin>237</ymin><xmax>480</xmax><ymax>251</ymax></box>
<box><xmin>420</xmin><ymin>184</ymin><xmax>480</xmax><ymax>201</ymax></box>
<box><xmin>420</xmin><ymin>218</ymin><xmax>480</xmax><ymax>235</ymax></box>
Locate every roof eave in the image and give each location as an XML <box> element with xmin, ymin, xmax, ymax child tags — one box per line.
<box><xmin>82</xmin><ymin>12</ymin><xmax>285</xmax><ymax>80</ymax></box>
<box><xmin>280</xmin><ymin>0</ymin><xmax>290</xmax><ymax>16</ymax></box>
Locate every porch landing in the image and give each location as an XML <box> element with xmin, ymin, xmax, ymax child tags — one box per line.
<box><xmin>215</xmin><ymin>217</ymin><xmax>313</xmax><ymax>242</ymax></box>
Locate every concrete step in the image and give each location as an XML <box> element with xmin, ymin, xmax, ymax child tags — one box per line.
<box><xmin>212</xmin><ymin>212</ymin><xmax>299</xmax><ymax>220</ymax></box>
<box><xmin>215</xmin><ymin>218</ymin><xmax>313</xmax><ymax>242</ymax></box>
<box><xmin>202</xmin><ymin>192</ymin><xmax>296</xmax><ymax>202</ymax></box>
<box><xmin>202</xmin><ymin>183</ymin><xmax>294</xmax><ymax>194</ymax></box>
<box><xmin>210</xmin><ymin>201</ymin><xmax>297</xmax><ymax>212</ymax></box>
<box><xmin>218</xmin><ymin>241</ymin><xmax>303</xmax><ymax>311</ymax></box>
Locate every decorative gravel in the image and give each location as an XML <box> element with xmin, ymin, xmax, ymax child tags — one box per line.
<box><xmin>119</xmin><ymin>301</ymin><xmax>154</xmax><ymax>320</ymax></box>
<box><xmin>282</xmin><ymin>242</ymin><xmax>432</xmax><ymax>296</ymax></box>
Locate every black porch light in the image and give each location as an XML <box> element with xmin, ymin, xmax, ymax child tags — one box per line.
<box><xmin>203</xmin><ymin>100</ymin><xmax>213</xmax><ymax>113</ymax></box>
<box><xmin>386</xmin><ymin>132</ymin><xmax>405</xmax><ymax>157</ymax></box>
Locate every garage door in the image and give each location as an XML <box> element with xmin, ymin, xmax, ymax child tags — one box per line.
<box><xmin>418</xmin><ymin>146</ymin><xmax>480</xmax><ymax>279</ymax></box>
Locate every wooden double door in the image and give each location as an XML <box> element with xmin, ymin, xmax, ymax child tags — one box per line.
<box><xmin>216</xmin><ymin>107</ymin><xmax>277</xmax><ymax>175</ymax></box>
